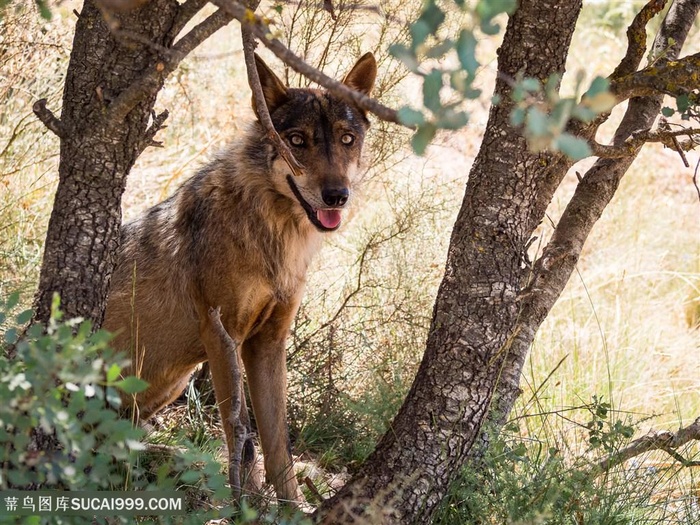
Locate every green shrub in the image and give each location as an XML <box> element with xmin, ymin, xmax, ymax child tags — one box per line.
<box><xmin>0</xmin><ymin>293</ymin><xmax>240</xmax><ymax>524</ymax></box>
<box><xmin>434</xmin><ymin>400</ymin><xmax>697</xmax><ymax>525</ymax></box>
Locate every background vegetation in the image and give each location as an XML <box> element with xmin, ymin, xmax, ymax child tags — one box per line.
<box><xmin>1</xmin><ymin>0</ymin><xmax>698</xmax><ymax>522</ymax></box>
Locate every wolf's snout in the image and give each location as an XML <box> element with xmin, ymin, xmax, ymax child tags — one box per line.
<box><xmin>322</xmin><ymin>187</ymin><xmax>349</xmax><ymax>207</ymax></box>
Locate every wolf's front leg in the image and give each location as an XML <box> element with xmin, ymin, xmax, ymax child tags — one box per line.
<box><xmin>242</xmin><ymin>307</ymin><xmax>304</xmax><ymax>505</ymax></box>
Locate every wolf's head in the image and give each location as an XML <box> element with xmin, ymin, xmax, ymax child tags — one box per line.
<box><xmin>253</xmin><ymin>53</ymin><xmax>377</xmax><ymax>232</ymax></box>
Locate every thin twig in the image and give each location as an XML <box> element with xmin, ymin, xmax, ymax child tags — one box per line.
<box><xmin>169</xmin><ymin>0</ymin><xmax>209</xmax><ymax>41</ymax></box>
<box><xmin>32</xmin><ymin>99</ymin><xmax>64</xmax><ymax>138</ymax></box>
<box><xmin>241</xmin><ymin>19</ymin><xmax>304</xmax><ymax>176</ymax></box>
<box><xmin>693</xmin><ymin>157</ymin><xmax>700</xmax><ymax>203</ymax></box>
<box><xmin>209</xmin><ymin>0</ymin><xmax>406</xmax><ymax>127</ymax></box>
<box><xmin>135</xmin><ymin>110</ymin><xmax>169</xmax><ymax>156</ymax></box>
<box><xmin>304</xmin><ymin>476</ymin><xmax>326</xmax><ymax>503</ymax></box>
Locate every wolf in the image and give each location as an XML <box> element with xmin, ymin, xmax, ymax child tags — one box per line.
<box><xmin>103</xmin><ymin>52</ymin><xmax>377</xmax><ymax>504</ymax></box>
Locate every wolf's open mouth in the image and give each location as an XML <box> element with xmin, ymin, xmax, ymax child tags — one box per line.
<box><xmin>286</xmin><ymin>175</ymin><xmax>342</xmax><ymax>232</ymax></box>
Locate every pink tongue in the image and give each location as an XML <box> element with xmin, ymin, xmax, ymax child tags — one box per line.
<box><xmin>317</xmin><ymin>209</ymin><xmax>342</xmax><ymax>229</ymax></box>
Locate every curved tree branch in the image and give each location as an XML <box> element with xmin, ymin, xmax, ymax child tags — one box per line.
<box><xmin>611</xmin><ymin>51</ymin><xmax>700</xmax><ymax>101</ymax></box>
<box><xmin>610</xmin><ymin>0</ymin><xmax>669</xmax><ymax>79</ymax></box>
<box><xmin>32</xmin><ymin>99</ymin><xmax>64</xmax><ymax>138</ymax></box>
<box><xmin>519</xmin><ymin>0</ymin><xmax>700</xmax><ymax>328</ymax></box>
<box><xmin>593</xmin><ymin>417</ymin><xmax>700</xmax><ymax>475</ymax></box>
<box><xmin>107</xmin><ymin>7</ymin><xmax>234</xmax><ymax>123</ymax></box>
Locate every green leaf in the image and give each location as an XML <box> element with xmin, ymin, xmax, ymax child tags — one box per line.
<box><xmin>555</xmin><ymin>133</ymin><xmax>591</xmax><ymax>160</ymax></box>
<box><xmin>389</xmin><ymin>43</ymin><xmax>419</xmax><ymax>72</ymax></box>
<box><xmin>16</xmin><ymin>309</ymin><xmax>33</xmax><ymax>325</ymax></box>
<box><xmin>411</xmin><ymin>123</ymin><xmax>437</xmax><ymax>155</ymax></box>
<box><xmin>114</xmin><ymin>376</ymin><xmax>149</xmax><ymax>394</ymax></box>
<box><xmin>525</xmin><ymin>107</ymin><xmax>549</xmax><ymax>136</ymax></box>
<box><xmin>423</xmin><ymin>70</ymin><xmax>443</xmax><ymax>113</ymax></box>
<box><xmin>418</xmin><ymin>0</ymin><xmax>445</xmax><ymax>35</ymax></box>
<box><xmin>510</xmin><ymin>107</ymin><xmax>526</xmax><ymax>126</ymax></box>
<box><xmin>425</xmin><ymin>40</ymin><xmax>454</xmax><ymax>59</ymax></box>
<box><xmin>572</xmin><ymin>105</ymin><xmax>597</xmax><ymax>123</ymax></box>
<box><xmin>398</xmin><ymin>107</ymin><xmax>426</xmax><ymax>127</ymax></box>
<box><xmin>410</xmin><ymin>20</ymin><xmax>432</xmax><ymax>50</ymax></box>
<box><xmin>661</xmin><ymin>106</ymin><xmax>675</xmax><ymax>117</ymax></box>
<box><xmin>106</xmin><ymin>363</ymin><xmax>122</xmax><ymax>383</ymax></box>
<box><xmin>35</xmin><ymin>0</ymin><xmax>52</xmax><ymax>20</ymax></box>
<box><xmin>676</xmin><ymin>94</ymin><xmax>690</xmax><ymax>113</ymax></box>
<box><xmin>4</xmin><ymin>328</ymin><xmax>17</xmax><ymax>345</ymax></box>
<box><xmin>6</xmin><ymin>292</ymin><xmax>20</xmax><ymax>311</ymax></box>
<box><xmin>436</xmin><ymin>109</ymin><xmax>469</xmax><ymax>130</ymax></box>
<box><xmin>520</xmin><ymin>77</ymin><xmax>541</xmax><ymax>93</ymax></box>
<box><xmin>476</xmin><ymin>0</ymin><xmax>516</xmax><ymax>35</ymax></box>
<box><xmin>456</xmin><ymin>30</ymin><xmax>479</xmax><ymax>76</ymax></box>
<box><xmin>50</xmin><ymin>292</ymin><xmax>63</xmax><ymax>321</ymax></box>
<box><xmin>585</xmin><ymin>76</ymin><xmax>609</xmax><ymax>98</ymax></box>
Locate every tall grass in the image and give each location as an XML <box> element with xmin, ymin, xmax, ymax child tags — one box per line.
<box><xmin>0</xmin><ymin>0</ymin><xmax>698</xmax><ymax>521</ymax></box>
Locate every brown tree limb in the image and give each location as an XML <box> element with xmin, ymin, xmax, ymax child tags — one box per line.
<box><xmin>208</xmin><ymin>306</ymin><xmax>246</xmax><ymax>503</ymax></box>
<box><xmin>32</xmin><ymin>99</ymin><xmax>64</xmax><ymax>138</ymax></box>
<box><xmin>593</xmin><ymin>417</ymin><xmax>700</xmax><ymax>475</ymax></box>
<box><xmin>610</xmin><ymin>51</ymin><xmax>700</xmax><ymax>101</ymax></box>
<box><xmin>591</xmin><ymin>126</ymin><xmax>700</xmax><ymax>158</ymax></box>
<box><xmin>519</xmin><ymin>0</ymin><xmax>700</xmax><ymax>310</ymax></box>
<box><xmin>610</xmin><ymin>0</ymin><xmax>669</xmax><ymax>79</ymax></box>
<box><xmin>107</xmin><ymin>7</ymin><xmax>234</xmax><ymax>123</ymax></box>
<box><xmin>209</xmin><ymin>0</ymin><xmax>406</xmax><ymax>127</ymax></box>
<box><xmin>240</xmin><ymin>6</ymin><xmax>304</xmax><ymax>177</ymax></box>
<box><xmin>169</xmin><ymin>0</ymin><xmax>210</xmax><ymax>41</ymax></box>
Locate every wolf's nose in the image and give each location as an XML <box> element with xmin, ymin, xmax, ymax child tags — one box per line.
<box><xmin>322</xmin><ymin>187</ymin><xmax>349</xmax><ymax>207</ymax></box>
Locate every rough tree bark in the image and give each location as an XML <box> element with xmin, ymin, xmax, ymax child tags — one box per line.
<box><xmin>26</xmin><ymin>0</ymin><xmax>233</xmax><ymax>483</ymax></box>
<box><xmin>316</xmin><ymin>1</ymin><xmax>699</xmax><ymax>523</ymax></box>
<box><xmin>486</xmin><ymin>0</ymin><xmax>700</xmax><ymax>449</ymax></box>
<box><xmin>317</xmin><ymin>1</ymin><xmax>584</xmax><ymax>522</ymax></box>
<box><xmin>32</xmin><ymin>0</ymin><xmax>233</xmax><ymax>326</ymax></box>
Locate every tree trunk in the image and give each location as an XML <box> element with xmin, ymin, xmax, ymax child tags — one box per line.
<box><xmin>318</xmin><ymin>1</ymin><xmax>700</xmax><ymax>522</ymax></box>
<box><xmin>316</xmin><ymin>1</ymin><xmax>583</xmax><ymax>522</ymax></box>
<box><xmin>32</xmin><ymin>0</ymin><xmax>181</xmax><ymax>326</ymax></box>
<box><xmin>484</xmin><ymin>0</ymin><xmax>700</xmax><ymax>447</ymax></box>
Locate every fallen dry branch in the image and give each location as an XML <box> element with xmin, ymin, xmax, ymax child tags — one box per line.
<box><xmin>593</xmin><ymin>417</ymin><xmax>700</xmax><ymax>475</ymax></box>
<box><xmin>208</xmin><ymin>306</ymin><xmax>246</xmax><ymax>503</ymax></box>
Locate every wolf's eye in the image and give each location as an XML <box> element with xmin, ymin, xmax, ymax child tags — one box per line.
<box><xmin>341</xmin><ymin>133</ymin><xmax>355</xmax><ymax>145</ymax></box>
<box><xmin>289</xmin><ymin>133</ymin><xmax>305</xmax><ymax>147</ymax></box>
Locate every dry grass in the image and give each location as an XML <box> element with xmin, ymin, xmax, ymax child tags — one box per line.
<box><xmin>1</xmin><ymin>0</ymin><xmax>699</xmax><ymax>520</ymax></box>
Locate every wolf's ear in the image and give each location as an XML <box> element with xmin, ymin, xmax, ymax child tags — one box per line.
<box><xmin>342</xmin><ymin>52</ymin><xmax>377</xmax><ymax>97</ymax></box>
<box><xmin>253</xmin><ymin>54</ymin><xmax>289</xmax><ymax>115</ymax></box>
